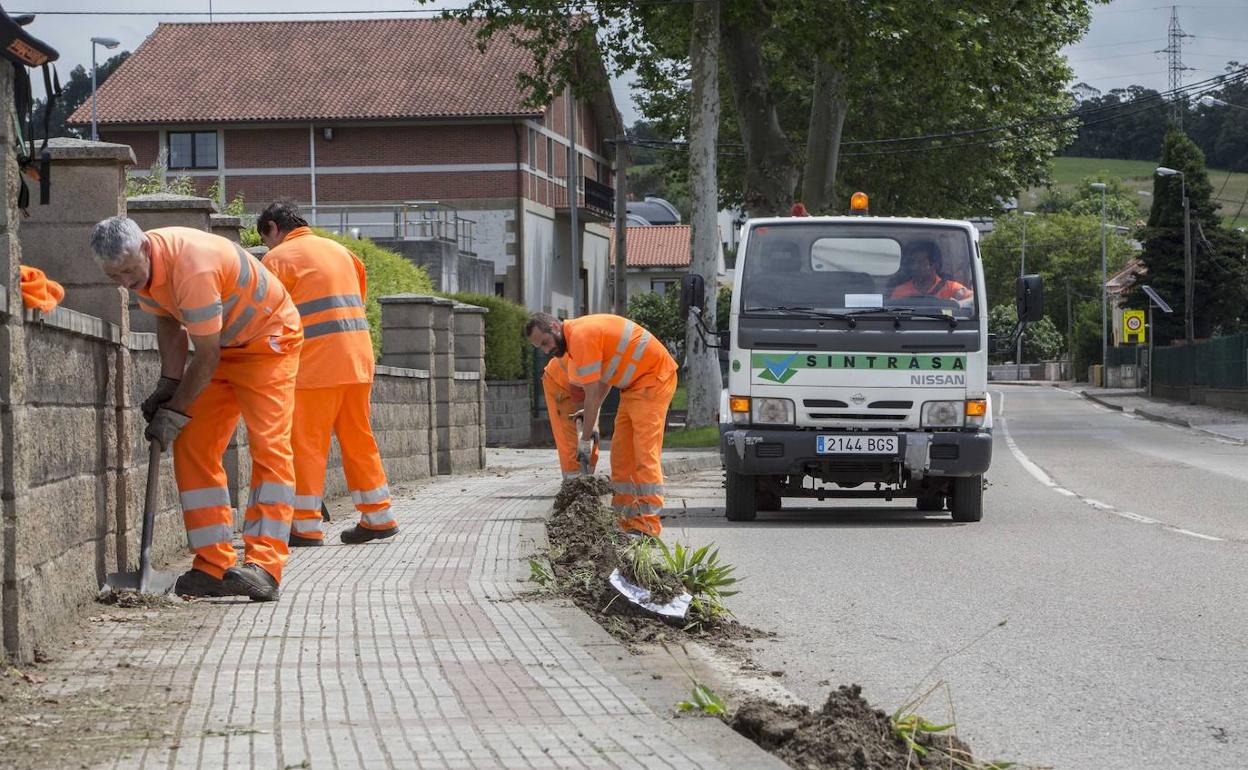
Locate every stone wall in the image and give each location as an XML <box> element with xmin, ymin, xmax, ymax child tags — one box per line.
<box><xmin>485</xmin><ymin>380</ymin><xmax>531</xmax><ymax>446</ymax></box>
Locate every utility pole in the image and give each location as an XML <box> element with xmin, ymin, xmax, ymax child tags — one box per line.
<box><xmin>1066</xmin><ymin>280</ymin><xmax>1073</xmax><ymax>379</ymax></box>
<box><xmin>1091</xmin><ymin>182</ymin><xmax>1108</xmax><ymax>376</ymax></box>
<box><xmin>567</xmin><ymin>83</ymin><xmax>580</xmax><ymax>317</ymax></box>
<box><xmin>611</xmin><ymin>137</ymin><xmax>629</xmax><ymax>314</ymax></box>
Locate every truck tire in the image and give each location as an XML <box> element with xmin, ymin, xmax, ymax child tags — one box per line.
<box><xmin>950</xmin><ymin>475</ymin><xmax>984</xmax><ymax>522</ymax></box>
<box><xmin>725</xmin><ymin>470</ymin><xmax>758</xmax><ymax>521</ymax></box>
<box><xmin>916</xmin><ymin>491</ymin><xmax>945</xmax><ymax>512</ymax></box>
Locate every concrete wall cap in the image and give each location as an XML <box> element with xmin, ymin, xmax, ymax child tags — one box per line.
<box><xmin>453</xmin><ymin>371</ymin><xmax>482</xmax><ymax>381</ymax></box>
<box><xmin>245</xmin><ymin>245</ymin><xmax>268</xmax><ymax>257</ymax></box>
<box><xmin>209</xmin><ymin>214</ymin><xmax>243</xmax><ymax>227</ymax></box>
<box><xmin>376</xmin><ymin>364</ymin><xmax>432</xmax><ymax>379</ymax></box>
<box><xmin>126</xmin><ymin>193</ymin><xmax>218</xmax><ymax>212</ymax></box>
<box><xmin>378</xmin><ymin>293</ymin><xmax>454</xmax><ymax>305</ymax></box>
<box><xmin>44</xmin><ymin>137</ymin><xmax>137</xmax><ymax>164</ymax></box>
<box><xmin>23</xmin><ymin>305</ymin><xmax>122</xmax><ymax>344</ymax></box>
<box><xmin>451</xmin><ymin>302</ymin><xmax>489</xmax><ymax>314</ymax></box>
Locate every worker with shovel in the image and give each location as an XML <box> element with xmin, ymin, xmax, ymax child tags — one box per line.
<box><xmin>257</xmin><ymin>201</ymin><xmax>398</xmax><ymax>546</ymax></box>
<box><xmin>90</xmin><ymin>217</ymin><xmax>302</xmax><ymax>602</ymax></box>
<box><xmin>525</xmin><ymin>313</ymin><xmax>677</xmax><ymax>536</ymax></box>
<box><xmin>542</xmin><ymin>355</ymin><xmax>599</xmax><ymax>480</ymax></box>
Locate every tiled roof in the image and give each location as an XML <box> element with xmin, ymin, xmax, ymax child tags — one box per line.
<box><xmin>612</xmin><ymin>225</ymin><xmax>692</xmax><ymax>268</ymax></box>
<box><xmin>69</xmin><ymin>19</ymin><xmax>545</xmax><ymax>126</ymax></box>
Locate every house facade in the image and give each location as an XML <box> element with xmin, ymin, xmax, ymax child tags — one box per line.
<box><xmin>70</xmin><ymin>19</ymin><xmax>621</xmax><ymax>315</ymax></box>
<box><xmin>615</xmin><ymin>224</ymin><xmax>726</xmax><ymax>302</ymax></box>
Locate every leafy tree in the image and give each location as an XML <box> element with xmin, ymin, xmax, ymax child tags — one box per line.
<box><xmin>32</xmin><ymin>52</ymin><xmax>130</xmax><ymax>138</ymax></box>
<box><xmin>981</xmin><ymin>211</ymin><xmax>1136</xmax><ymax>335</ymax></box>
<box><xmin>989</xmin><ymin>304</ymin><xmax>1064</xmax><ymax>363</ymax></box>
<box><xmin>626</xmin><ymin>286</ymin><xmax>684</xmax><ymax>363</ymax></box>
<box><xmin>1133</xmin><ymin>129</ymin><xmax>1248</xmax><ymax>342</ymax></box>
<box><xmin>715</xmin><ymin>286</ymin><xmax>731</xmax><ymax>333</ymax></box>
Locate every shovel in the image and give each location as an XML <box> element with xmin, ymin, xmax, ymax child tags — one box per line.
<box><xmin>102</xmin><ymin>440</ymin><xmax>178</xmax><ymax>596</ymax></box>
<box><xmin>574</xmin><ymin>413</ymin><xmax>591</xmax><ymax>475</ymax></box>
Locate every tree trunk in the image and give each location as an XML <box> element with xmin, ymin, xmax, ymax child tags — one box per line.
<box><xmin>801</xmin><ymin>56</ymin><xmax>849</xmax><ymax>213</ymax></box>
<box><xmin>684</xmin><ymin>0</ymin><xmax>722</xmax><ymax>430</ymax></box>
<box><xmin>721</xmin><ymin>2</ymin><xmax>798</xmax><ymax>216</ymax></box>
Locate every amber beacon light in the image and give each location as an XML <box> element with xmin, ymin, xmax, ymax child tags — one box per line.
<box><xmin>849</xmin><ymin>192</ymin><xmax>869</xmax><ymax>215</ymax></box>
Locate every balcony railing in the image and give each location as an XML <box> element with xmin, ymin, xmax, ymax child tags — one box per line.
<box><xmin>554</xmin><ymin>177</ymin><xmax>615</xmax><ymax>220</ymax></box>
<box><xmin>307</xmin><ymin>201</ymin><xmax>476</xmax><ymax>255</ymax></box>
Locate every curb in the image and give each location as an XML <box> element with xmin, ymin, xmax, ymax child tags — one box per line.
<box><xmin>1079</xmin><ymin>391</ymin><xmax>1248</xmax><ymax>445</ymax></box>
<box><xmin>989</xmin><ymin>380</ymin><xmax>1060</xmax><ymax>387</ymax></box>
<box><xmin>662</xmin><ymin>451</ymin><xmax>722</xmax><ymax>477</ymax></box>
<box><xmin>1079</xmin><ymin>390</ymin><xmax>1124</xmax><ymax>411</ymax></box>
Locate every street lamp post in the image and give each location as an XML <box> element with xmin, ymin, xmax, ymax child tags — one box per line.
<box><xmin>1156</xmin><ymin>167</ymin><xmax>1192</xmax><ymax>345</ymax></box>
<box><xmin>90</xmin><ymin>37</ymin><xmax>120</xmax><ymax>142</ymax></box>
<box><xmin>1016</xmin><ymin>211</ymin><xmax>1035</xmax><ymax>372</ymax></box>
<box><xmin>1090</xmin><ymin>182</ymin><xmax>1108</xmax><ymax>379</ymax></box>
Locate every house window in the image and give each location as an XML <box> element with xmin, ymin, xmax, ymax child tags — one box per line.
<box><xmin>168</xmin><ymin>131</ymin><xmax>218</xmax><ymax>169</ymax></box>
<box><xmin>651</xmin><ymin>279</ymin><xmax>677</xmax><ymax>295</ymax></box>
<box><xmin>527</xmin><ymin>129</ymin><xmax>537</xmax><ymax>169</ymax></box>
<box><xmin>546</xmin><ymin>137</ymin><xmax>555</xmax><ymax>176</ymax></box>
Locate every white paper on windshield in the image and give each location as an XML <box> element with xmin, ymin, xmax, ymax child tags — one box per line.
<box><xmin>845</xmin><ymin>293</ymin><xmax>883</xmax><ymax>308</ymax></box>
<box><xmin>608</xmin><ymin>568</ymin><xmax>693</xmax><ymax>619</ymax></box>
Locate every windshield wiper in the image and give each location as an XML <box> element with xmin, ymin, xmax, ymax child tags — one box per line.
<box><xmin>844</xmin><ymin>307</ymin><xmax>959</xmax><ymax>329</ymax></box>
<box><xmin>745</xmin><ymin>305</ymin><xmax>857</xmax><ymax>328</ymax></box>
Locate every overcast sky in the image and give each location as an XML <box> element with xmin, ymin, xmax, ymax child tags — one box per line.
<box><xmin>17</xmin><ymin>0</ymin><xmax>1248</xmax><ymax>126</ymax></box>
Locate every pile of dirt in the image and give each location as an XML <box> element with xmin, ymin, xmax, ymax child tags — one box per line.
<box><xmin>543</xmin><ymin>476</ymin><xmax>756</xmax><ymax>645</ymax></box>
<box><xmin>732</xmin><ymin>685</ymin><xmax>976</xmax><ymax>770</ymax></box>
<box><xmin>96</xmin><ymin>588</ymin><xmax>185</xmax><ymax>608</ymax></box>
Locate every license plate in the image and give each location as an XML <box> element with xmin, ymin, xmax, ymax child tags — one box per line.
<box><xmin>816</xmin><ymin>435</ymin><xmax>899</xmax><ymax>455</ymax></box>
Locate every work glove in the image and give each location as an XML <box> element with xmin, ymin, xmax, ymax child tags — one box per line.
<box><xmin>576</xmin><ymin>436</ymin><xmax>594</xmax><ymax>469</ymax></box>
<box><xmin>142</xmin><ymin>376</ymin><xmax>181</xmax><ymax>422</ymax></box>
<box><xmin>145</xmin><ymin>407</ymin><xmax>191</xmax><ymax>452</ymax></box>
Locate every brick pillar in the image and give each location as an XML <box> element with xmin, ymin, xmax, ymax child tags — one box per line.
<box><xmin>453</xmin><ymin>303</ymin><xmax>488</xmax><ymax>470</ymax></box>
<box><xmin>379</xmin><ymin>294</ymin><xmax>454</xmax><ymax>477</ymax></box>
<box><xmin>431</xmin><ymin>301</ymin><xmax>454</xmax><ymax>474</ymax></box>
<box><xmin>17</xmin><ymin>138</ymin><xmax>135</xmax><ymax>325</ymax></box>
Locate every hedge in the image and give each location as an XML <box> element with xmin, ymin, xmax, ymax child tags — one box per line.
<box><xmin>442</xmin><ymin>291</ymin><xmax>530</xmax><ymax>380</ymax></box>
<box><xmin>315</xmin><ymin>229</ymin><xmax>433</xmax><ymax>358</ymax></box>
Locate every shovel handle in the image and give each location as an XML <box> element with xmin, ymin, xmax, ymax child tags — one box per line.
<box><xmin>138</xmin><ymin>439</ymin><xmax>162</xmax><ymax>593</ymax></box>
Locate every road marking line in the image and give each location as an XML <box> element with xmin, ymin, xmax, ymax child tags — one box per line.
<box><xmin>999</xmin><ymin>416</ymin><xmax>1225</xmax><ymax>543</ymax></box>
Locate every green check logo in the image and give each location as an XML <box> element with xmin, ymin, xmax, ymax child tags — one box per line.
<box><xmin>758</xmin><ymin>354</ymin><xmax>799</xmax><ymax>383</ymax></box>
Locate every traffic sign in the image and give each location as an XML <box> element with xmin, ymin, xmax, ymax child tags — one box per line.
<box><xmin>1123</xmin><ymin>309</ymin><xmax>1146</xmax><ymax>344</ymax></box>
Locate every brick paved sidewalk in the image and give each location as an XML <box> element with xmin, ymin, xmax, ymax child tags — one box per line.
<box><xmin>34</xmin><ymin>450</ymin><xmax>735</xmax><ymax>770</ymax></box>
<box><xmin>1078</xmin><ymin>387</ymin><xmax>1248</xmax><ymax>443</ymax></box>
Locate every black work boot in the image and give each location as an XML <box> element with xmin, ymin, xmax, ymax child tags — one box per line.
<box><xmin>222</xmin><ymin>563</ymin><xmax>280</xmax><ymax>602</ymax></box>
<box><xmin>174</xmin><ymin>568</ymin><xmax>232</xmax><ymax>598</ymax></box>
<box><xmin>339</xmin><ymin>524</ymin><xmax>398</xmax><ymax>545</ymax></box>
<box><xmin>288</xmin><ymin>533</ymin><xmax>323</xmax><ymax>548</ymax></box>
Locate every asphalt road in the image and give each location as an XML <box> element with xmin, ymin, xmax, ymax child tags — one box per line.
<box><xmin>661</xmin><ymin>385</ymin><xmax>1248</xmax><ymax>770</ymax></box>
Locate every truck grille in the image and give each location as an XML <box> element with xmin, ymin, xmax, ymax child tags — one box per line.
<box><xmin>868</xmin><ymin>400</ymin><xmax>913</xmax><ymax>409</ymax></box>
<box><xmin>803</xmin><ymin>399</ymin><xmax>849</xmax><ymax>408</ymax></box>
<box><xmin>755</xmin><ymin>443</ymin><xmax>784</xmax><ymax>458</ymax></box>
<box><xmin>930</xmin><ymin>443</ymin><xmax>959</xmax><ymax>460</ymax></box>
<box><xmin>809</xmin><ymin>413</ymin><xmax>907</xmax><ymax>421</ymax></box>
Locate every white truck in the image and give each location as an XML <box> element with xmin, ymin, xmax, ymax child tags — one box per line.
<box><xmin>682</xmin><ymin>206</ymin><xmax>1042</xmax><ymax>522</ymax></box>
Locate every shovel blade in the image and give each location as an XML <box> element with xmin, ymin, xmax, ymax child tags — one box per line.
<box><xmin>102</xmin><ymin>569</ymin><xmax>178</xmax><ymax>597</ymax></box>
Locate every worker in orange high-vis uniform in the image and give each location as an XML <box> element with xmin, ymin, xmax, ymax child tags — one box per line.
<box><xmin>89</xmin><ymin>217</ymin><xmax>302</xmax><ymax>602</ymax></box>
<box><xmin>543</xmin><ymin>356</ymin><xmax>599</xmax><ymax>481</ymax></box>
<box><xmin>525</xmin><ymin>313</ymin><xmax>677</xmax><ymax>536</ymax></box>
<box><xmin>257</xmin><ymin>201</ymin><xmax>398</xmax><ymax>546</ymax></box>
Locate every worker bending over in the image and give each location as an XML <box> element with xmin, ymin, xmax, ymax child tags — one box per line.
<box><xmin>543</xmin><ymin>356</ymin><xmax>599</xmax><ymax>480</ymax></box>
<box><xmin>525</xmin><ymin>313</ymin><xmax>677</xmax><ymax>536</ymax></box>
<box><xmin>90</xmin><ymin>218</ymin><xmax>302</xmax><ymax>601</ymax></box>
<box><xmin>258</xmin><ymin>201</ymin><xmax>398</xmax><ymax>546</ymax></box>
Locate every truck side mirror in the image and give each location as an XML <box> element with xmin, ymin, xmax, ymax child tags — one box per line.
<box><xmin>680</xmin><ymin>274</ymin><xmax>706</xmax><ymax>319</ymax></box>
<box><xmin>1016</xmin><ymin>274</ymin><xmax>1044</xmax><ymax>324</ymax></box>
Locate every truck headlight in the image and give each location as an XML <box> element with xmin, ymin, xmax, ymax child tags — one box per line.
<box><xmin>752</xmin><ymin>397</ymin><xmax>795</xmax><ymax>425</ymax></box>
<box><xmin>921</xmin><ymin>400</ymin><xmax>964</xmax><ymax>428</ymax></box>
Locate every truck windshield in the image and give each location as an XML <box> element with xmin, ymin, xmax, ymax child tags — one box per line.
<box><xmin>740</xmin><ymin>223</ymin><xmax>978</xmax><ymax>319</ymax></box>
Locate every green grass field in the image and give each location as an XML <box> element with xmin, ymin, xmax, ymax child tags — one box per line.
<box><xmin>662</xmin><ymin>425</ymin><xmax>720</xmax><ymax>448</ymax></box>
<box><xmin>1025</xmin><ymin>156</ymin><xmax>1248</xmax><ymax>230</ymax></box>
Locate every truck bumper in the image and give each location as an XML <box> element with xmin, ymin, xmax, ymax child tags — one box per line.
<box><xmin>719</xmin><ymin>426</ymin><xmax>992</xmax><ymax>478</ymax></box>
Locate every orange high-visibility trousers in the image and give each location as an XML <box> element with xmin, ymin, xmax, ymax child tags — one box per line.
<box><xmin>610</xmin><ymin>373</ymin><xmax>677</xmax><ymax>536</ymax></box>
<box><xmin>290</xmin><ymin>382</ymin><xmax>395</xmax><ymax>539</ymax></box>
<box><xmin>543</xmin><ymin>371</ymin><xmax>598</xmax><ymax>480</ymax></box>
<box><xmin>172</xmin><ymin>332</ymin><xmax>301</xmax><ymax>582</ymax></box>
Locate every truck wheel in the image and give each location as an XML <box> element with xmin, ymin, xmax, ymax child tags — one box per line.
<box><xmin>950</xmin><ymin>475</ymin><xmax>984</xmax><ymax>523</ymax></box>
<box><xmin>725</xmin><ymin>470</ymin><xmax>758</xmax><ymax>521</ymax></box>
<box><xmin>916</xmin><ymin>491</ymin><xmax>945</xmax><ymax>512</ymax></box>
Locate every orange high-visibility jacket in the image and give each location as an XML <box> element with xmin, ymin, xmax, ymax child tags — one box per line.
<box><xmin>262</xmin><ymin>227</ymin><xmax>374</xmax><ymax>388</ymax></box>
<box><xmin>889</xmin><ymin>276</ymin><xmax>973</xmax><ymax>303</ymax></box>
<box><xmin>136</xmin><ymin>227</ymin><xmax>299</xmax><ymax>345</ymax></box>
<box><xmin>564</xmin><ymin>314</ymin><xmax>676</xmax><ymax>391</ymax></box>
